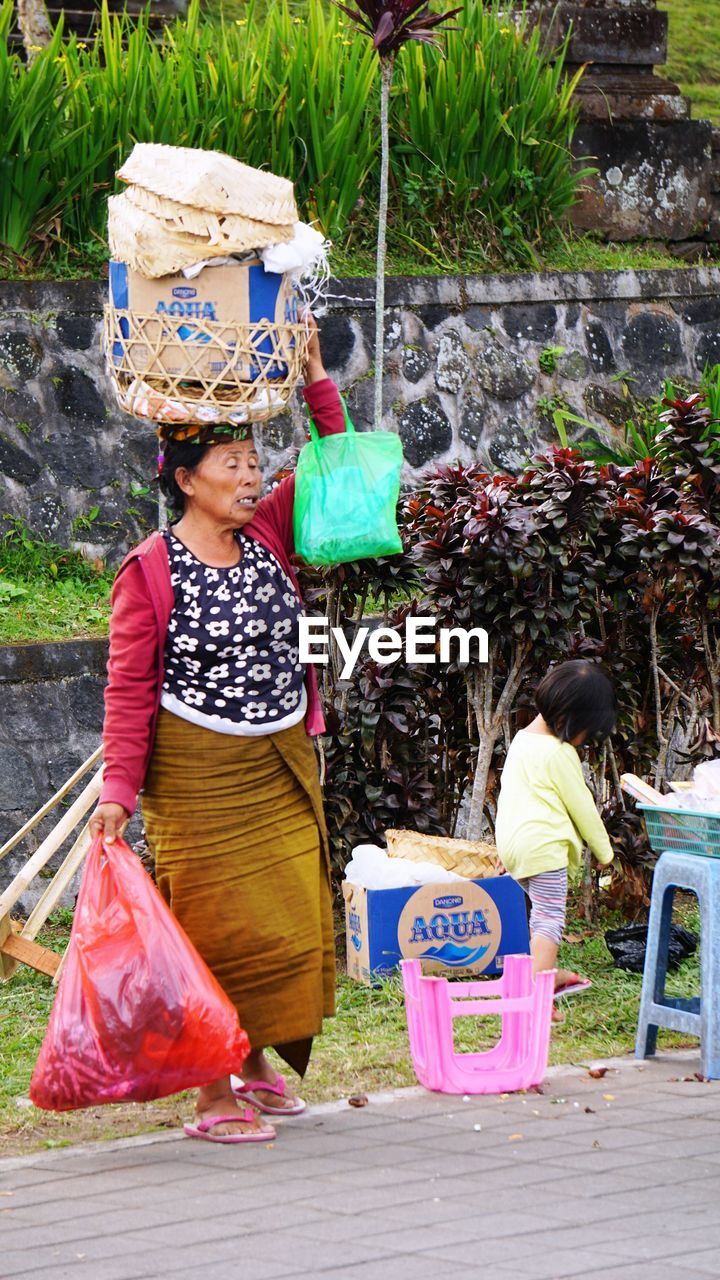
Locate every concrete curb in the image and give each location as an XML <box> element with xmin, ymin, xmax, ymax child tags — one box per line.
<box><xmin>0</xmin><ymin>1047</ymin><xmax>703</xmax><ymax>1173</ymax></box>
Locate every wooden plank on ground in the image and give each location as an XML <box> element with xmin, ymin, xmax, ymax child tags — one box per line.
<box><xmin>0</xmin><ymin>930</ymin><xmax>61</xmax><ymax>979</ymax></box>
<box><xmin>0</xmin><ymin>746</ymin><xmax>102</xmax><ymax>863</ymax></box>
<box><xmin>0</xmin><ymin>767</ymin><xmax>103</xmax><ymax>919</ymax></box>
<box><xmin>22</xmin><ymin>824</ymin><xmax>91</xmax><ymax>941</ymax></box>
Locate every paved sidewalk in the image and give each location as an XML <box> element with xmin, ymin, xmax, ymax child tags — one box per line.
<box><xmin>3</xmin><ymin>1052</ymin><xmax>720</xmax><ymax>1280</ymax></box>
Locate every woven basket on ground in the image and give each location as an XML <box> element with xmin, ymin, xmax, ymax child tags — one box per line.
<box><xmin>103</xmin><ymin>306</ymin><xmax>308</xmax><ymax>427</ymax></box>
<box><xmin>117</xmin><ymin>144</ymin><xmax>298</xmax><ymax>224</ymax></box>
<box><xmin>385</xmin><ymin>828</ymin><xmax>498</xmax><ymax>880</ymax></box>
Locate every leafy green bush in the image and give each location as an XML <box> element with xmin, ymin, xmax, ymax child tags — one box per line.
<box><xmin>554</xmin><ymin>363</ymin><xmax>720</xmax><ymax>467</ymax></box>
<box><xmin>396</xmin><ymin>16</ymin><xmax>587</xmax><ymax>262</ymax></box>
<box><xmin>295</xmin><ymin>552</ymin><xmax>476</xmax><ymax>865</ymax></box>
<box><xmin>0</xmin><ymin>0</ymin><xmax>583</xmax><ymax>268</ymax></box>
<box><xmin>0</xmin><ymin>516</ymin><xmax>109</xmax><ymax>581</ymax></box>
<box><xmin>0</xmin><ymin>12</ymin><xmax>107</xmax><ymax>257</ymax></box>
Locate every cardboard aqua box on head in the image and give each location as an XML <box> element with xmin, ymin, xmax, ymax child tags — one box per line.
<box><xmin>343</xmin><ymin>876</ymin><xmax>530</xmax><ymax>986</ymax></box>
<box><xmin>108</xmin><ymin>259</ymin><xmax>297</xmax><ymax>383</ymax></box>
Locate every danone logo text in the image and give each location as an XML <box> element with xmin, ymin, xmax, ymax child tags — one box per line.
<box><xmin>348</xmin><ymin>908</ymin><xmax>362</xmax><ymax>935</ymax></box>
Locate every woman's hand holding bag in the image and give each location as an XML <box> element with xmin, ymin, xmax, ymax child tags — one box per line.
<box><xmin>293</xmin><ymin>400</ymin><xmax>403</xmax><ymax>565</ymax></box>
<box><xmin>30</xmin><ymin>834</ymin><xmax>249</xmax><ymax>1111</ymax></box>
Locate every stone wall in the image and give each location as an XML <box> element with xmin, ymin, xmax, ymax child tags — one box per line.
<box><xmin>0</xmin><ymin>268</ymin><xmax>719</xmax><ymax>562</ymax></box>
<box><xmin>0</xmin><ymin>640</ymin><xmax>109</xmax><ymax>910</ymax></box>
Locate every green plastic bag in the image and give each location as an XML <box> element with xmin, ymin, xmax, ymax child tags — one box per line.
<box><xmin>293</xmin><ymin>400</ymin><xmax>403</xmax><ymax>564</ymax></box>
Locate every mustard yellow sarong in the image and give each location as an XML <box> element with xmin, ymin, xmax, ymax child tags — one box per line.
<box><xmin>141</xmin><ymin>710</ymin><xmax>335</xmax><ymax>1072</ymax></box>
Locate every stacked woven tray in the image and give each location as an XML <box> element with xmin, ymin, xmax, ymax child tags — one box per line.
<box><xmin>385</xmin><ymin>829</ymin><xmax>498</xmax><ymax>879</ymax></box>
<box><xmin>104</xmin><ymin>144</ymin><xmax>310</xmax><ymax>435</ymax></box>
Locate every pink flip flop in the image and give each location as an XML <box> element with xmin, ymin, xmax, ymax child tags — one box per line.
<box><xmin>183</xmin><ymin>1107</ymin><xmax>276</xmax><ymax>1144</ymax></box>
<box><xmin>554</xmin><ymin>977</ymin><xmax>592</xmax><ymax>1000</ymax></box>
<box><xmin>231</xmin><ymin>1072</ymin><xmax>306</xmax><ymax>1116</ymax></box>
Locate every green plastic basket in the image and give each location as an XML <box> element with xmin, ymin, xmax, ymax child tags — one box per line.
<box><xmin>639</xmin><ymin>803</ymin><xmax>720</xmax><ymax>859</ymax></box>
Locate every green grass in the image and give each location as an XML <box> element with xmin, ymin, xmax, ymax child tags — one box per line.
<box><xmin>0</xmin><ymin>897</ymin><xmax>701</xmax><ymax>1156</ymax></box>
<box><xmin>330</xmin><ymin>235</ymin><xmax>716</xmax><ymax>279</ymax></box>
<box><xmin>662</xmin><ymin>0</ymin><xmax>720</xmax><ymax>124</ymax></box>
<box><xmin>0</xmin><ymin>518</ymin><xmax>113</xmax><ymax>645</ymax></box>
<box><xmin>509</xmin><ymin>236</ymin><xmax>718</xmax><ymax>275</ymax></box>
<box><xmin>0</xmin><ymin>578</ymin><xmax>111</xmax><ymax>644</ymax></box>
<box><xmin>5</xmin><ymin>233</ymin><xmax>713</xmax><ymax>286</ymax></box>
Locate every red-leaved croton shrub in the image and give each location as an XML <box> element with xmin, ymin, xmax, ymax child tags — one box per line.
<box><xmin>299</xmin><ymin>392</ymin><xmax>719</xmax><ymax>913</ymax></box>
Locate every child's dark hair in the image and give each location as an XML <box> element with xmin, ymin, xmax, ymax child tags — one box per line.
<box><xmin>535</xmin><ymin>659</ymin><xmax>616</xmax><ymax>744</ymax></box>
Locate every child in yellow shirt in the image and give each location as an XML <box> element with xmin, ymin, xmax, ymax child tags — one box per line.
<box><xmin>496</xmin><ymin>660</ymin><xmax>615</xmax><ymax>1002</ymax></box>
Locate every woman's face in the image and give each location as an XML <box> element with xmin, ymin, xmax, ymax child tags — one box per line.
<box><xmin>177</xmin><ymin>439</ymin><xmax>262</xmax><ymax>527</ymax></box>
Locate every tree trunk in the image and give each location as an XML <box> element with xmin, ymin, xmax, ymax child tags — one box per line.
<box><xmin>648</xmin><ymin>601</ymin><xmax>667</xmax><ymax>789</ymax></box>
<box><xmin>465</xmin><ymin>706</ymin><xmax>500</xmax><ymax>841</ymax></box>
<box><xmin>607</xmin><ymin>739</ymin><xmax>625</xmax><ymax>806</ymax></box>
<box><xmin>701</xmin><ymin>610</ymin><xmax>720</xmax><ymax>735</ymax></box>
<box><xmin>17</xmin><ymin>0</ymin><xmax>53</xmax><ymax>61</ymax></box>
<box><xmin>321</xmin><ymin>575</ymin><xmax>342</xmax><ymax>701</ymax></box>
<box><xmin>463</xmin><ymin>642</ymin><xmax>530</xmax><ymax>840</ymax></box>
<box><xmin>580</xmin><ymin>848</ymin><xmax>595</xmax><ymax>922</ymax></box>
<box><xmin>373</xmin><ymin>56</ymin><xmax>394</xmax><ymax>431</ymax></box>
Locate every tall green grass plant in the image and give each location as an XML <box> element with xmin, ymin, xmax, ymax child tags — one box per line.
<box><xmin>0</xmin><ymin>5</ymin><xmax>108</xmax><ymax>256</ymax></box>
<box><xmin>397</xmin><ymin>6</ymin><xmax>587</xmax><ymax>261</ymax></box>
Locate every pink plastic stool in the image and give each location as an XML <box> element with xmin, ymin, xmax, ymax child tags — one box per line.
<box><xmin>401</xmin><ymin>955</ymin><xmax>555</xmax><ymax>1095</ymax></box>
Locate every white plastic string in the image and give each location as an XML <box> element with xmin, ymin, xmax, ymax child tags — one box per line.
<box><xmin>293</xmin><ymin>246</ymin><xmax>333</xmax><ymax>316</ymax></box>
<box><xmin>261</xmin><ymin>221</ymin><xmax>333</xmax><ymax>316</ymax></box>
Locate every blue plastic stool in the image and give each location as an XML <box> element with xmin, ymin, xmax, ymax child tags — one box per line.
<box><xmin>635</xmin><ymin>850</ymin><xmax>720</xmax><ymax>1079</ymax></box>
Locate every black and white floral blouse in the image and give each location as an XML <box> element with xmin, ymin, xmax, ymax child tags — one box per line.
<box><xmin>160</xmin><ymin>529</ymin><xmax>307</xmax><ymax>735</ymax></box>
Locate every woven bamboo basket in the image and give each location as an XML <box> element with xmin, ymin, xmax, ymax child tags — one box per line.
<box><xmin>385</xmin><ymin>828</ymin><xmax>498</xmax><ymax>880</ymax></box>
<box><xmin>117</xmin><ymin>144</ymin><xmax>298</xmax><ymax>223</ymax></box>
<box><xmin>103</xmin><ymin>305</ymin><xmax>308</xmax><ymax>427</ymax></box>
<box><xmin>108</xmin><ymin>191</ymin><xmax>293</xmax><ymax>279</ymax></box>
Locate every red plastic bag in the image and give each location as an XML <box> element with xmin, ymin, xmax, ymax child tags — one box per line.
<box><xmin>30</xmin><ymin>835</ymin><xmax>249</xmax><ymax>1111</ymax></box>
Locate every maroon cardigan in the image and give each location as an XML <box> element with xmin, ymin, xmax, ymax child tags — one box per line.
<box><xmin>100</xmin><ymin>377</ymin><xmax>345</xmax><ymax>816</ymax></box>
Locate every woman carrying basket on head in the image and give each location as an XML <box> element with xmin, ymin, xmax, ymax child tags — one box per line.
<box><xmin>90</xmin><ymin>317</ymin><xmax>343</xmax><ymax>1144</ymax></box>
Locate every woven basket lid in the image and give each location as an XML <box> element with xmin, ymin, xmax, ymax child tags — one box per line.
<box><xmin>385</xmin><ymin>828</ymin><xmax>497</xmax><ymax>879</ymax></box>
<box><xmin>117</xmin><ymin>144</ymin><xmax>298</xmax><ymax>224</ymax></box>
<box><xmin>109</xmin><ymin>192</ymin><xmax>266</xmax><ymax>277</ymax></box>
<box><xmin>123</xmin><ymin>184</ymin><xmax>293</xmax><ymax>252</ymax></box>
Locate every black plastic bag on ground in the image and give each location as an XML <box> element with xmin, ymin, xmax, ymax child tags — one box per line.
<box><xmin>604</xmin><ymin>923</ymin><xmax>698</xmax><ymax>974</ymax></box>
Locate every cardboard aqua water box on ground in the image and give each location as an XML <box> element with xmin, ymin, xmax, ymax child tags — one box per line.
<box><xmin>342</xmin><ymin>877</ymin><xmax>530</xmax><ymax>985</ymax></box>
<box><xmin>108</xmin><ymin>259</ymin><xmax>297</xmax><ymax>381</ymax></box>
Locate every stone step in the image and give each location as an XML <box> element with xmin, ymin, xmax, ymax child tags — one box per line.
<box><xmin>525</xmin><ymin>3</ymin><xmax>668</xmax><ymax>67</ymax></box>
<box><xmin>575</xmin><ymin>71</ymin><xmax>690</xmax><ymax>122</ymax></box>
<box><xmin>572</xmin><ymin>117</ymin><xmax>716</xmax><ymax>240</ymax></box>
